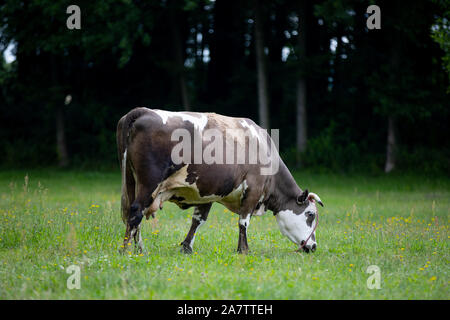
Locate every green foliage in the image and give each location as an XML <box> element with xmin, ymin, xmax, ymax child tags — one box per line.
<box><xmin>282</xmin><ymin>121</ymin><xmax>382</xmax><ymax>174</ymax></box>
<box><xmin>396</xmin><ymin>145</ymin><xmax>450</xmax><ymax>175</ymax></box>
<box><xmin>314</xmin><ymin>0</ymin><xmax>355</xmax><ymax>26</ymax></box>
<box><xmin>431</xmin><ymin>1</ymin><xmax>450</xmax><ymax>90</ymax></box>
<box><xmin>0</xmin><ymin>0</ymin><xmax>448</xmax><ymax>174</ymax></box>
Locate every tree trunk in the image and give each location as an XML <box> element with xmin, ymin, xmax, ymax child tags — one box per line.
<box><xmin>254</xmin><ymin>0</ymin><xmax>269</xmax><ymax>129</ymax></box>
<box><xmin>51</xmin><ymin>55</ymin><xmax>69</xmax><ymax>167</ymax></box>
<box><xmin>169</xmin><ymin>4</ymin><xmax>190</xmax><ymax>110</ymax></box>
<box><xmin>296</xmin><ymin>0</ymin><xmax>307</xmax><ymax>157</ymax></box>
<box><xmin>384</xmin><ymin>116</ymin><xmax>396</xmax><ymax>173</ymax></box>
<box><xmin>56</xmin><ymin>104</ymin><xmax>69</xmax><ymax>167</ymax></box>
<box><xmin>385</xmin><ymin>3</ymin><xmax>401</xmax><ymax>174</ymax></box>
<box><xmin>296</xmin><ymin>78</ymin><xmax>307</xmax><ymax>153</ymax></box>
<box><xmin>179</xmin><ymin>69</ymin><xmax>190</xmax><ymax>110</ymax></box>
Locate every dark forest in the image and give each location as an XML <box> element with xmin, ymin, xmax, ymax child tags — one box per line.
<box><xmin>0</xmin><ymin>0</ymin><xmax>448</xmax><ymax>174</ymax></box>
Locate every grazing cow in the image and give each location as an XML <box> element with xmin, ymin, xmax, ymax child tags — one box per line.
<box><xmin>116</xmin><ymin>107</ymin><xmax>323</xmax><ymax>254</ymax></box>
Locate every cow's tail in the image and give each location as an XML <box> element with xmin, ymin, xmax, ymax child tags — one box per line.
<box><xmin>116</xmin><ymin>107</ymin><xmax>149</xmax><ymax>224</ymax></box>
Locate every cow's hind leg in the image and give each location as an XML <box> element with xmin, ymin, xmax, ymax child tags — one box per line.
<box><xmin>123</xmin><ymin>186</ymin><xmax>154</xmax><ymax>253</ymax></box>
<box><xmin>180</xmin><ymin>203</ymin><xmax>212</xmax><ymax>254</ymax></box>
<box><xmin>120</xmin><ymin>150</ymin><xmax>137</xmax><ymax>253</ymax></box>
<box><xmin>122</xmin><ymin>224</ymin><xmax>143</xmax><ymax>254</ymax></box>
<box><xmin>133</xmin><ymin>224</ymin><xmax>144</xmax><ymax>253</ymax></box>
<box><xmin>120</xmin><ymin>177</ymin><xmax>155</xmax><ymax>253</ymax></box>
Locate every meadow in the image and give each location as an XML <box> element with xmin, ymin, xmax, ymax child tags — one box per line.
<box><xmin>0</xmin><ymin>169</ymin><xmax>448</xmax><ymax>299</ymax></box>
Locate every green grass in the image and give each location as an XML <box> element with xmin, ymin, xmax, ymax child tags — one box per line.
<box><xmin>0</xmin><ymin>169</ymin><xmax>448</xmax><ymax>299</ymax></box>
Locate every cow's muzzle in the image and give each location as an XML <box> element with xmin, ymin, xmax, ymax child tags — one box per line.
<box><xmin>300</xmin><ymin>241</ymin><xmax>317</xmax><ymax>253</ymax></box>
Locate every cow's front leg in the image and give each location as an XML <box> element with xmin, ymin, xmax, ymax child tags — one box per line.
<box><xmin>180</xmin><ymin>203</ymin><xmax>212</xmax><ymax>254</ymax></box>
<box><xmin>237</xmin><ymin>213</ymin><xmax>251</xmax><ymax>254</ymax></box>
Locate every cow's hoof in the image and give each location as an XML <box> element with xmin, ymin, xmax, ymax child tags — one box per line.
<box><xmin>180</xmin><ymin>242</ymin><xmax>193</xmax><ymax>254</ymax></box>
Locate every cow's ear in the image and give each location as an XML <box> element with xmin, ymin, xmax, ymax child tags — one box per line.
<box><xmin>297</xmin><ymin>189</ymin><xmax>309</xmax><ymax>204</ymax></box>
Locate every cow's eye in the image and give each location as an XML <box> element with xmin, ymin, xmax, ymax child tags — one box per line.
<box><xmin>305</xmin><ymin>211</ymin><xmax>315</xmax><ymax>219</ymax></box>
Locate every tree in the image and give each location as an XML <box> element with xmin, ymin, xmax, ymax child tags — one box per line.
<box><xmin>169</xmin><ymin>0</ymin><xmax>190</xmax><ymax>110</ymax></box>
<box><xmin>0</xmin><ymin>0</ymin><xmax>148</xmax><ymax>166</ymax></box>
<box><xmin>0</xmin><ymin>0</ymin><xmax>448</xmax><ymax>172</ymax></box>
<box><xmin>254</xmin><ymin>0</ymin><xmax>270</xmax><ymax>129</ymax></box>
<box><xmin>295</xmin><ymin>0</ymin><xmax>308</xmax><ymax>157</ymax></box>
<box><xmin>206</xmin><ymin>0</ymin><xmax>248</xmax><ymax>116</ymax></box>
<box><xmin>366</xmin><ymin>0</ymin><xmax>448</xmax><ymax>173</ymax></box>
<box><xmin>431</xmin><ymin>0</ymin><xmax>450</xmax><ymax>91</ymax></box>
<box><xmin>51</xmin><ymin>55</ymin><xmax>69</xmax><ymax>167</ymax></box>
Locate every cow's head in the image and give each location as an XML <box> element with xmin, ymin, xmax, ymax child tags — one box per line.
<box><xmin>275</xmin><ymin>189</ymin><xmax>323</xmax><ymax>253</ymax></box>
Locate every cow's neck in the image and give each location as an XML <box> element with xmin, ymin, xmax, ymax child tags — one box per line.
<box><xmin>266</xmin><ymin>160</ymin><xmax>302</xmax><ymax>214</ymax></box>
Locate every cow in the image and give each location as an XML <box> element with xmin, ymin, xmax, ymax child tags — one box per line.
<box><xmin>116</xmin><ymin>107</ymin><xmax>323</xmax><ymax>254</ymax></box>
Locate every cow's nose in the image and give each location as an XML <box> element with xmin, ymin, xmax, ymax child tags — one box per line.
<box><xmin>300</xmin><ymin>241</ymin><xmax>310</xmax><ymax>253</ymax></box>
<box><xmin>302</xmin><ymin>242</ymin><xmax>316</xmax><ymax>253</ymax></box>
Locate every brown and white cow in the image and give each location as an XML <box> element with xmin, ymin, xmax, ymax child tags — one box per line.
<box><xmin>116</xmin><ymin>107</ymin><xmax>323</xmax><ymax>254</ymax></box>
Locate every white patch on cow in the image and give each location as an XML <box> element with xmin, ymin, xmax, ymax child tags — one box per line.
<box><xmin>154</xmin><ymin>109</ymin><xmax>208</xmax><ymax>132</ymax></box>
<box><xmin>121</xmin><ymin>149</ymin><xmax>128</xmax><ymax>218</ymax></box>
<box><xmin>190</xmin><ymin>219</ymin><xmax>205</xmax><ymax>248</ymax></box>
<box><xmin>169</xmin><ymin>177</ymin><xmax>248</xmax><ymax>212</ymax></box>
<box><xmin>275</xmin><ymin>203</ymin><xmax>317</xmax><ymax>248</ymax></box>
<box><xmin>254</xmin><ymin>204</ymin><xmax>266</xmax><ymax>216</ymax></box>
<box><xmin>129</xmin><ymin>227</ymin><xmax>137</xmax><ymax>239</ymax></box>
<box><xmin>240</xmin><ymin>120</ymin><xmax>261</xmax><ymax>142</ymax></box>
<box><xmin>135</xmin><ymin>224</ymin><xmax>143</xmax><ymax>252</ymax></box>
<box><xmin>189</xmin><ymin>236</ymin><xmax>195</xmax><ymax>248</ymax></box>
<box><xmin>240</xmin><ymin>180</ymin><xmax>248</xmax><ymax>201</ymax></box>
<box><xmin>258</xmin><ymin>195</ymin><xmax>267</xmax><ymax>214</ymax></box>
<box><xmin>239</xmin><ymin>214</ymin><xmax>251</xmax><ymax>228</ymax></box>
<box><xmin>150</xmin><ymin>165</ymin><xmax>220</xmax><ymax>214</ymax></box>
<box><xmin>150</xmin><ymin>165</ymin><xmax>251</xmax><ymax>217</ymax></box>
<box><xmin>189</xmin><ymin>208</ymin><xmax>206</xmax><ymax>248</ymax></box>
<box><xmin>252</xmin><ymin>194</ymin><xmax>266</xmax><ymax>216</ymax></box>
<box><xmin>238</xmin><ymin>214</ymin><xmax>251</xmax><ymax>242</ymax></box>
<box><xmin>121</xmin><ymin>149</ymin><xmax>127</xmax><ymax>190</ymax></box>
<box><xmin>219</xmin><ymin>180</ymin><xmax>248</xmax><ymax>212</ymax></box>
<box><xmin>151</xmin><ymin>165</ymin><xmax>189</xmax><ymax>199</ymax></box>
